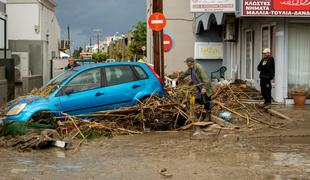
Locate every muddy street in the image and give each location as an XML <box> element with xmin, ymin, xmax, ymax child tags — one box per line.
<box><xmin>1</xmin><ymin>106</ymin><xmax>310</xmax><ymax>180</ymax></box>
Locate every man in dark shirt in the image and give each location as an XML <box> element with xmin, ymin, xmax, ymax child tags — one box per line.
<box><xmin>65</xmin><ymin>57</ymin><xmax>80</xmax><ymax>70</ymax></box>
<box><xmin>178</xmin><ymin>57</ymin><xmax>213</xmax><ymax>120</ymax></box>
<box><xmin>257</xmin><ymin>48</ymin><xmax>275</xmax><ymax>108</ymax></box>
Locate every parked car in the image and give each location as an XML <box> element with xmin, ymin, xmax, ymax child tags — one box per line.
<box><xmin>2</xmin><ymin>62</ymin><xmax>164</xmax><ymax>122</ymax></box>
<box><xmin>75</xmin><ymin>59</ymin><xmax>97</xmax><ymax>66</ymax></box>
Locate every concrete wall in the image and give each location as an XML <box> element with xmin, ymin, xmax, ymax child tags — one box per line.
<box><xmin>0</xmin><ymin>58</ymin><xmax>14</xmax><ymax>101</ymax></box>
<box><xmin>52</xmin><ymin>58</ymin><xmax>67</xmax><ymax>77</ymax></box>
<box><xmin>0</xmin><ymin>79</ymin><xmax>7</xmax><ymax>105</ymax></box>
<box><xmin>9</xmin><ymin>40</ymin><xmax>44</xmax><ymax>76</ymax></box>
<box><xmin>22</xmin><ymin>74</ymin><xmax>42</xmax><ymax>95</ymax></box>
<box><xmin>0</xmin><ymin>65</ymin><xmax>7</xmax><ymax>106</ymax></box>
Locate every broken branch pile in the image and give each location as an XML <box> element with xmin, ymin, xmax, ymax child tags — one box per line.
<box><xmin>0</xmin><ymin>80</ymin><xmax>291</xmax><ymax>151</ymax></box>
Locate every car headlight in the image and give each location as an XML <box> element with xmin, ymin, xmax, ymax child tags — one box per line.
<box><xmin>6</xmin><ymin>103</ymin><xmax>27</xmax><ymax>116</ymax></box>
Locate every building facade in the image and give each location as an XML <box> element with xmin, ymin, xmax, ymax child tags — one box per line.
<box><xmin>194</xmin><ymin>0</ymin><xmax>310</xmax><ymax>103</ymax></box>
<box><xmin>0</xmin><ymin>0</ymin><xmax>7</xmax><ymax>105</ymax></box>
<box><xmin>146</xmin><ymin>0</ymin><xmax>195</xmax><ymax>75</ymax></box>
<box><xmin>7</xmin><ymin>0</ymin><xmax>60</xmax><ymax>84</ymax></box>
<box><xmin>0</xmin><ymin>0</ymin><xmax>6</xmax><ymax>53</ymax></box>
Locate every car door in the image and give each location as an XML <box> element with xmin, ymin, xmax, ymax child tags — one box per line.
<box><xmin>102</xmin><ymin>65</ymin><xmax>143</xmax><ymax>110</ymax></box>
<box><xmin>58</xmin><ymin>67</ymin><xmax>105</xmax><ymax>115</ymax></box>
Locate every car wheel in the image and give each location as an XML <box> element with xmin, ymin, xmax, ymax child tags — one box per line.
<box><xmin>29</xmin><ymin>111</ymin><xmax>57</xmax><ymax>127</ymax></box>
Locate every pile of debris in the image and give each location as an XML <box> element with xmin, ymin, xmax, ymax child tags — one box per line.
<box><xmin>59</xmin><ymin>80</ymin><xmax>290</xmax><ymax>138</ymax></box>
<box><xmin>0</xmin><ymin>80</ymin><xmax>291</xmax><ymax>151</ymax></box>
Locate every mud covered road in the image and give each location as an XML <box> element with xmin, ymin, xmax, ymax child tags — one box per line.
<box><xmin>1</xmin><ymin>106</ymin><xmax>310</xmax><ymax>180</ymax></box>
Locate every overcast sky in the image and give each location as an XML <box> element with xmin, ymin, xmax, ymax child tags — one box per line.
<box><xmin>55</xmin><ymin>0</ymin><xmax>146</xmax><ymax>49</ymax></box>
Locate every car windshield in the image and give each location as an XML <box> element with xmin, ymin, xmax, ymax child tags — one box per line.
<box><xmin>29</xmin><ymin>70</ymin><xmax>77</xmax><ymax>97</ymax></box>
<box><xmin>45</xmin><ymin>70</ymin><xmax>77</xmax><ymax>87</ymax></box>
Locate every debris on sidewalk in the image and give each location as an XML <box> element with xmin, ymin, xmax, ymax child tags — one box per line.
<box><xmin>0</xmin><ymin>129</ymin><xmax>69</xmax><ymax>151</ymax></box>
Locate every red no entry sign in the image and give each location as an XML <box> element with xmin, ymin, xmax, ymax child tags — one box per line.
<box><xmin>148</xmin><ymin>13</ymin><xmax>166</xmax><ymax>31</ymax></box>
<box><xmin>163</xmin><ymin>34</ymin><xmax>173</xmax><ymax>52</ymax></box>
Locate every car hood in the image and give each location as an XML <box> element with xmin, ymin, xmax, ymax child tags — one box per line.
<box><xmin>6</xmin><ymin>96</ymin><xmax>47</xmax><ymax>111</ymax></box>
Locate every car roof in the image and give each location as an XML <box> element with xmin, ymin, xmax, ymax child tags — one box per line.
<box><xmin>72</xmin><ymin>62</ymin><xmax>146</xmax><ymax>71</ymax></box>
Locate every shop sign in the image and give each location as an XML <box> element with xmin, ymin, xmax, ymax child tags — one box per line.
<box><xmin>242</xmin><ymin>0</ymin><xmax>310</xmax><ymax>17</ymax></box>
<box><xmin>194</xmin><ymin>42</ymin><xmax>223</xmax><ymax>59</ymax></box>
<box><xmin>190</xmin><ymin>0</ymin><xmax>235</xmax><ymax>12</ymax></box>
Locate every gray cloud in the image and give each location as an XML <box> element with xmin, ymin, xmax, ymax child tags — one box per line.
<box><xmin>55</xmin><ymin>0</ymin><xmax>146</xmax><ymax>48</ymax></box>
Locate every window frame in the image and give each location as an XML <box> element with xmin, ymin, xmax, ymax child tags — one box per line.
<box><xmin>261</xmin><ymin>23</ymin><xmax>276</xmax><ymax>59</ymax></box>
<box><xmin>131</xmin><ymin>65</ymin><xmax>149</xmax><ymax>80</ymax></box>
<box><xmin>103</xmin><ymin>65</ymin><xmax>138</xmax><ymax>87</ymax></box>
<box><xmin>57</xmin><ymin>67</ymin><xmax>103</xmax><ymax>96</ymax></box>
<box><xmin>244</xmin><ymin>29</ymin><xmax>255</xmax><ymax>80</ymax></box>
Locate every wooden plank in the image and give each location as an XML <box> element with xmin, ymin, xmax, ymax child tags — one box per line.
<box><xmin>192</xmin><ymin>121</ymin><xmax>214</xmax><ymax>126</ymax></box>
<box><xmin>267</xmin><ymin>109</ymin><xmax>291</xmax><ymax>120</ymax></box>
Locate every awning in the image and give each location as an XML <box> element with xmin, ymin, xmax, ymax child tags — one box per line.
<box><xmin>195</xmin><ymin>12</ymin><xmax>225</xmax><ymax>33</ymax></box>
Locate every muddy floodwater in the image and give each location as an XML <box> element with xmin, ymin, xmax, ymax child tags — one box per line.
<box><xmin>1</xmin><ymin>106</ymin><xmax>310</xmax><ymax>180</ymax></box>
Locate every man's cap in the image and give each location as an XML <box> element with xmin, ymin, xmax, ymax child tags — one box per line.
<box><xmin>185</xmin><ymin>57</ymin><xmax>195</xmax><ymax>63</ymax></box>
<box><xmin>262</xmin><ymin>48</ymin><xmax>271</xmax><ymax>53</ymax></box>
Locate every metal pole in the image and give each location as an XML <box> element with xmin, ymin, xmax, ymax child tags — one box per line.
<box><xmin>0</xmin><ymin>17</ymin><xmax>7</xmax><ymax>61</ymax></box>
<box><xmin>4</xmin><ymin>18</ymin><xmax>6</xmax><ymax>61</ymax></box>
<box><xmin>68</xmin><ymin>25</ymin><xmax>70</xmax><ymax>55</ymax></box>
<box><xmin>152</xmin><ymin>0</ymin><xmax>163</xmax><ymax>77</ymax></box>
<box><xmin>158</xmin><ymin>31</ymin><xmax>162</xmax><ymax>77</ymax></box>
<box><xmin>89</xmin><ymin>37</ymin><xmax>92</xmax><ymax>52</ymax></box>
<box><xmin>50</xmin><ymin>59</ymin><xmax>53</xmax><ymax>79</ymax></box>
<box><xmin>97</xmin><ymin>32</ymin><xmax>99</xmax><ymax>53</ymax></box>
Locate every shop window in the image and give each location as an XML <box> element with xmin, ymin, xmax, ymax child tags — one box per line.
<box><xmin>261</xmin><ymin>25</ymin><xmax>276</xmax><ymax>55</ymax></box>
<box><xmin>245</xmin><ymin>30</ymin><xmax>254</xmax><ymax>79</ymax></box>
<box><xmin>288</xmin><ymin>23</ymin><xmax>310</xmax><ymax>98</ymax></box>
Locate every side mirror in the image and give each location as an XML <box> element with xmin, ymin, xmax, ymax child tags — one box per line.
<box><xmin>64</xmin><ymin>86</ymin><xmax>74</xmax><ymax>95</ymax></box>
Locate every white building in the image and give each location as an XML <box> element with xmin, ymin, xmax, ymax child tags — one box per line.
<box><xmin>7</xmin><ymin>0</ymin><xmax>60</xmax><ymax>84</ymax></box>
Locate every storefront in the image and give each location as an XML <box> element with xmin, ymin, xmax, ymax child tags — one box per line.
<box><xmin>195</xmin><ymin>0</ymin><xmax>310</xmax><ymax>103</ymax></box>
<box><xmin>192</xmin><ymin>0</ymin><xmax>236</xmax><ymax>77</ymax></box>
<box><xmin>240</xmin><ymin>0</ymin><xmax>310</xmax><ymax>103</ymax></box>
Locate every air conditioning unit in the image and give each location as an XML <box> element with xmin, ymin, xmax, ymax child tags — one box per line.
<box><xmin>12</xmin><ymin>52</ymin><xmax>30</xmax><ymax>82</ymax></box>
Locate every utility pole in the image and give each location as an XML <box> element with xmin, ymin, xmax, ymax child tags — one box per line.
<box><xmin>67</xmin><ymin>25</ymin><xmax>70</xmax><ymax>55</ymax></box>
<box><xmin>97</xmin><ymin>32</ymin><xmax>100</xmax><ymax>53</ymax></box>
<box><xmin>152</xmin><ymin>0</ymin><xmax>164</xmax><ymax>79</ymax></box>
<box><xmin>89</xmin><ymin>37</ymin><xmax>92</xmax><ymax>51</ymax></box>
<box><xmin>93</xmin><ymin>29</ymin><xmax>101</xmax><ymax>53</ymax></box>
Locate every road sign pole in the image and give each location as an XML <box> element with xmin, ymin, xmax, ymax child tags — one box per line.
<box><xmin>152</xmin><ymin>0</ymin><xmax>164</xmax><ymax>79</ymax></box>
<box><xmin>159</xmin><ymin>31</ymin><xmax>162</xmax><ymax>78</ymax></box>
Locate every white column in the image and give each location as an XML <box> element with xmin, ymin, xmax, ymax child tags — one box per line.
<box><xmin>274</xmin><ymin>22</ymin><xmax>285</xmax><ymax>102</ymax></box>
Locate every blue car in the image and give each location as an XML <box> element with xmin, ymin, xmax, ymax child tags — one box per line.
<box><xmin>2</xmin><ymin>62</ymin><xmax>165</xmax><ymax>122</ymax></box>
